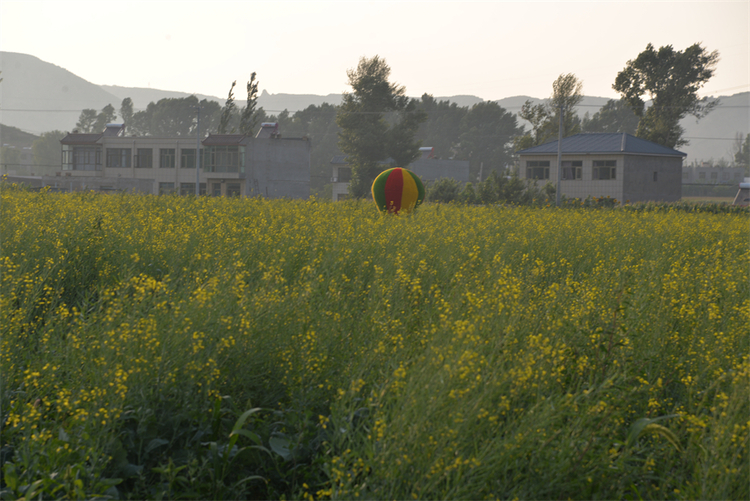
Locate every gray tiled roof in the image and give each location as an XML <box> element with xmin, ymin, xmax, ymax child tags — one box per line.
<box><xmin>517</xmin><ymin>133</ymin><xmax>686</xmax><ymax>157</ymax></box>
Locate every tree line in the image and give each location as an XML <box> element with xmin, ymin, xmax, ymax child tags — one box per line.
<box><xmin>59</xmin><ymin>42</ymin><xmax>738</xmax><ymax>199</ymax></box>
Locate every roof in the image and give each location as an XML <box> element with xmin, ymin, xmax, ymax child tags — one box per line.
<box><xmin>517</xmin><ymin>133</ymin><xmax>687</xmax><ymax>157</ymax></box>
<box><xmin>60</xmin><ymin>133</ymin><xmax>103</xmax><ymax>145</ymax></box>
<box><xmin>202</xmin><ymin>134</ymin><xmax>247</xmax><ymax>146</ymax></box>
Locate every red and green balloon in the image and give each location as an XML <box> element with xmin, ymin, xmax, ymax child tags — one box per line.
<box><xmin>371</xmin><ymin>168</ymin><xmax>425</xmax><ymax>215</ymax></box>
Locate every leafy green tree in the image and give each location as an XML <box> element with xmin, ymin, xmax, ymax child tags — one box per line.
<box><xmin>613</xmin><ymin>43</ymin><xmax>719</xmax><ymax>148</ymax></box>
<box><xmin>75</xmin><ymin>109</ymin><xmax>98</xmax><ymax>133</ymax></box>
<box><xmin>93</xmin><ymin>104</ymin><xmax>117</xmax><ymax>133</ymax></box>
<box><xmin>280</xmin><ymin>103</ymin><xmax>341</xmax><ymax>196</ymax></box>
<box><xmin>129</xmin><ymin>96</ymin><xmax>220</xmax><ymax>137</ymax></box>
<box><xmin>455</xmin><ymin>101</ymin><xmax>523</xmax><ymax>181</ymax></box>
<box><xmin>218</xmin><ymin>81</ymin><xmax>237</xmax><ymax>134</ymax></box>
<box><xmin>120</xmin><ymin>98</ymin><xmax>134</xmax><ymax>128</ymax></box>
<box><xmin>76</xmin><ymin>105</ymin><xmax>117</xmax><ymax>133</ymax></box>
<box><xmin>427</xmin><ymin>178</ymin><xmax>461</xmax><ymax>203</ymax></box>
<box><xmin>514</xmin><ymin>100</ymin><xmax>550</xmax><ymax>150</ymax></box>
<box><xmin>546</xmin><ymin>73</ymin><xmax>583</xmax><ymax>138</ymax></box>
<box><xmin>514</xmin><ymin>73</ymin><xmax>584</xmax><ymax>150</ymax></box>
<box><xmin>239</xmin><ymin>72</ymin><xmax>260</xmax><ymax>135</ymax></box>
<box><xmin>415</xmin><ymin>94</ymin><xmax>467</xmax><ymax>159</ymax></box>
<box><xmin>460</xmin><ymin>182</ymin><xmax>478</xmax><ymax>204</ymax></box>
<box><xmin>32</xmin><ymin>131</ymin><xmax>66</xmax><ymax>166</ymax></box>
<box><xmin>582</xmin><ymin>99</ymin><xmax>639</xmax><ymax>134</ymax></box>
<box><xmin>336</xmin><ymin>56</ymin><xmax>426</xmax><ymax>198</ymax></box>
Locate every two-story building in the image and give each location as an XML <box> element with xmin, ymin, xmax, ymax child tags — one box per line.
<box><xmin>55</xmin><ymin>123</ymin><xmax>310</xmax><ymax>197</ymax></box>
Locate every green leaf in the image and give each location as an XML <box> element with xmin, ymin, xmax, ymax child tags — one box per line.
<box><xmin>145</xmin><ymin>438</ymin><xmax>169</xmax><ymax>455</ymax></box>
<box><xmin>627</xmin><ymin>414</ymin><xmax>682</xmax><ymax>452</ymax></box>
<box><xmin>228</xmin><ymin>408</ymin><xmax>263</xmax><ymax>451</ymax></box>
<box><xmin>269</xmin><ymin>436</ymin><xmax>292</xmax><ymax>461</ymax></box>
<box><xmin>229</xmin><ymin>428</ymin><xmax>262</xmax><ymax>445</ymax></box>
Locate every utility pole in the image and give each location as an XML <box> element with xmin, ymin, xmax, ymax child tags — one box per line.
<box><xmin>556</xmin><ymin>104</ymin><xmax>563</xmax><ymax>207</ymax></box>
<box><xmin>195</xmin><ymin>106</ymin><xmax>201</xmax><ymax>196</ymax></box>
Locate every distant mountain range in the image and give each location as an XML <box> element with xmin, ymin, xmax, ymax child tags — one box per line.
<box><xmin>2</xmin><ymin>51</ymin><xmax>748</xmax><ymax>163</ymax></box>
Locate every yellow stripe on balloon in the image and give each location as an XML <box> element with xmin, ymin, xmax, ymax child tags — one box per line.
<box><xmin>400</xmin><ymin>170</ymin><xmax>419</xmax><ymax>213</ymax></box>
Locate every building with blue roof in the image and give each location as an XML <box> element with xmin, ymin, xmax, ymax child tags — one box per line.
<box><xmin>516</xmin><ymin>133</ymin><xmax>686</xmax><ymax>203</ymax></box>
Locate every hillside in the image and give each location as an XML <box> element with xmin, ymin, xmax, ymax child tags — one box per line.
<box><xmin>0</xmin><ymin>52</ymin><xmax>121</xmax><ymax>134</ymax></box>
<box><xmin>1</xmin><ymin>124</ymin><xmax>38</xmax><ymax>148</ymax></box>
<box><xmin>1</xmin><ymin>51</ymin><xmax>748</xmax><ymax>163</ymax></box>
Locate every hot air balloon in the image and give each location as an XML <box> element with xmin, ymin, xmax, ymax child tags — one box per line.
<box><xmin>371</xmin><ymin>167</ymin><xmax>425</xmax><ymax>215</ymax></box>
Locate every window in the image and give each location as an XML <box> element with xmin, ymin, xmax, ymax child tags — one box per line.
<box><xmin>212</xmin><ymin>182</ymin><xmax>222</xmax><ymax>196</ymax></box>
<box><xmin>699</xmin><ymin>172</ymin><xmax>706</xmax><ymax>179</ymax></box>
<box><xmin>180</xmin><ymin>182</ymin><xmax>206</xmax><ymax>196</ymax></box>
<box><xmin>181</xmin><ymin>149</ymin><xmax>196</xmax><ymax>169</ymax></box>
<box><xmin>710</xmin><ymin>172</ymin><xmax>718</xmax><ymax>180</ymax></box>
<box><xmin>204</xmin><ymin>146</ymin><xmax>244</xmax><ymax>173</ymax></box>
<box><xmin>592</xmin><ymin>160</ymin><xmax>616</xmax><ymax>180</ymax></box>
<box><xmin>63</xmin><ymin>145</ymin><xmax>102</xmax><ymax>171</ymax></box>
<box><xmin>135</xmin><ymin>148</ymin><xmax>153</xmax><ymax>168</ymax></box>
<box><xmin>158</xmin><ymin>182</ymin><xmax>175</xmax><ymax>195</ymax></box>
<box><xmin>526</xmin><ymin>160</ymin><xmax>550</xmax><ymax>180</ymax></box>
<box><xmin>106</xmin><ymin>148</ymin><xmax>131</xmax><ymax>168</ymax></box>
<box><xmin>561</xmin><ymin>160</ymin><xmax>582</xmax><ymax>180</ymax></box>
<box><xmin>227</xmin><ymin>182</ymin><xmax>242</xmax><ymax>197</ymax></box>
<box><xmin>653</xmin><ymin>171</ymin><xmax>658</xmax><ymax>182</ymax></box>
<box><xmin>160</xmin><ymin>148</ymin><xmax>175</xmax><ymax>168</ymax></box>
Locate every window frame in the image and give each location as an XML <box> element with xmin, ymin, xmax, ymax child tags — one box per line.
<box><xmin>561</xmin><ymin>160</ymin><xmax>582</xmax><ymax>181</ymax></box>
<box><xmin>158</xmin><ymin>182</ymin><xmax>175</xmax><ymax>195</ymax></box>
<box><xmin>106</xmin><ymin>148</ymin><xmax>131</xmax><ymax>168</ymax></box>
<box><xmin>159</xmin><ymin>148</ymin><xmax>176</xmax><ymax>169</ymax></box>
<box><xmin>526</xmin><ymin>160</ymin><xmax>550</xmax><ymax>180</ymax></box>
<box><xmin>135</xmin><ymin>148</ymin><xmax>153</xmax><ymax>169</ymax></box>
<box><xmin>592</xmin><ymin>160</ymin><xmax>616</xmax><ymax>180</ymax></box>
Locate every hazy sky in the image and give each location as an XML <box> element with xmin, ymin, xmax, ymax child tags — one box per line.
<box><xmin>2</xmin><ymin>0</ymin><xmax>748</xmax><ymax>102</ymax></box>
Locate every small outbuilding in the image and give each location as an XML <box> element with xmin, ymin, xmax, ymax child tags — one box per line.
<box><xmin>517</xmin><ymin>133</ymin><xmax>686</xmax><ymax>203</ymax></box>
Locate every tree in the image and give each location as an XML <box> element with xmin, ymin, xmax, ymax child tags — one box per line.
<box><xmin>582</xmin><ymin>99</ymin><xmax>639</xmax><ymax>134</ymax></box>
<box><xmin>75</xmin><ymin>105</ymin><xmax>116</xmax><ymax>133</ymax></box>
<box><xmin>93</xmin><ymin>104</ymin><xmax>117</xmax><ymax>133</ymax></box>
<box><xmin>128</xmin><ymin>96</ymin><xmax>221</xmax><ymax>137</ymax></box>
<box><xmin>218</xmin><ymin>81</ymin><xmax>237</xmax><ymax>134</ymax></box>
<box><xmin>120</xmin><ymin>98</ymin><xmax>134</xmax><ymax>127</ymax></box>
<box><xmin>336</xmin><ymin>56</ymin><xmax>426</xmax><ymax>198</ymax></box>
<box><xmin>613</xmin><ymin>43</ymin><xmax>719</xmax><ymax>148</ymax></box>
<box><xmin>454</xmin><ymin>101</ymin><xmax>524</xmax><ymax>181</ymax></box>
<box><xmin>32</xmin><ymin>131</ymin><xmax>66</xmax><ymax>166</ymax></box>
<box><xmin>279</xmin><ymin>103</ymin><xmax>341</xmax><ymax>196</ymax></box>
<box><xmin>75</xmin><ymin>109</ymin><xmax>98</xmax><ymax>133</ymax></box>
<box><xmin>427</xmin><ymin>178</ymin><xmax>461</xmax><ymax>203</ymax></box>
<box><xmin>415</xmin><ymin>94</ymin><xmax>467</xmax><ymax>159</ymax></box>
<box><xmin>514</xmin><ymin>73</ymin><xmax>584</xmax><ymax>150</ymax></box>
<box><xmin>547</xmin><ymin>73</ymin><xmax>583</xmax><ymax>138</ymax></box>
<box><xmin>239</xmin><ymin>72</ymin><xmax>260</xmax><ymax>135</ymax></box>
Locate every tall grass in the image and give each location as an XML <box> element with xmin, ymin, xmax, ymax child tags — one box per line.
<box><xmin>1</xmin><ymin>186</ymin><xmax>748</xmax><ymax>499</ymax></box>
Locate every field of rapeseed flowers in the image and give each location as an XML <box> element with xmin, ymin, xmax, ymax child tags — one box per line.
<box><xmin>1</xmin><ymin>184</ymin><xmax>748</xmax><ymax>500</ymax></box>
